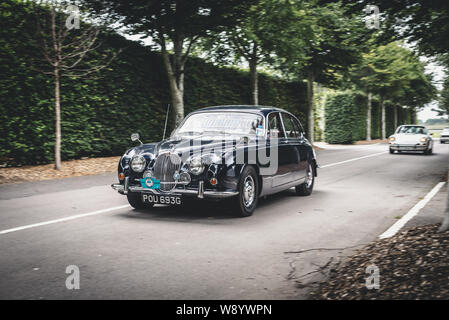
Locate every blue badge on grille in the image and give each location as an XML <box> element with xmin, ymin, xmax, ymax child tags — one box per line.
<box><xmin>140</xmin><ymin>177</ymin><xmax>160</xmax><ymax>189</ymax></box>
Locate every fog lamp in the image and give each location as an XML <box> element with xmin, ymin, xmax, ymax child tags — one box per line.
<box><xmin>179</xmin><ymin>172</ymin><xmax>191</xmax><ymax>184</ymax></box>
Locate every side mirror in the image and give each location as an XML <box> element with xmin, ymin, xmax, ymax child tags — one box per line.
<box><xmin>131</xmin><ymin>133</ymin><xmax>142</xmax><ymax>145</ymax></box>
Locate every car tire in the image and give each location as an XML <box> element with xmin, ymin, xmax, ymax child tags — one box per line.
<box><xmin>389</xmin><ymin>148</ymin><xmax>395</xmax><ymax>154</ymax></box>
<box><xmin>127</xmin><ymin>192</ymin><xmax>154</xmax><ymax>209</ymax></box>
<box><xmin>295</xmin><ymin>162</ymin><xmax>315</xmax><ymax>196</ymax></box>
<box><xmin>232</xmin><ymin>166</ymin><xmax>259</xmax><ymax>217</ymax></box>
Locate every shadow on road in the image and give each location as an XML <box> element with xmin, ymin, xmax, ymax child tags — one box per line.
<box><xmin>392</xmin><ymin>151</ymin><xmax>436</xmax><ymax>156</ymax></box>
<box><xmin>117</xmin><ymin>188</ymin><xmax>320</xmax><ymax>222</ymax></box>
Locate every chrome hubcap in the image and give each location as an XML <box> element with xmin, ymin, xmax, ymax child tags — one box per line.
<box><xmin>243</xmin><ymin>176</ymin><xmax>255</xmax><ymax>208</ymax></box>
<box><xmin>305</xmin><ymin>164</ymin><xmax>313</xmax><ymax>188</ymax></box>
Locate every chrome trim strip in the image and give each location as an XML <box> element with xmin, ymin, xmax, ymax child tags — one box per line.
<box><xmin>198</xmin><ymin>181</ymin><xmax>204</xmax><ymax>199</ymax></box>
<box><xmin>124</xmin><ymin>177</ymin><xmax>129</xmax><ymax>195</ymax></box>
<box><xmin>111</xmin><ymin>184</ymin><xmax>237</xmax><ymax>199</ymax></box>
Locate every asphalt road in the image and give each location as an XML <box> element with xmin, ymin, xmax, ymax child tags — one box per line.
<box><xmin>0</xmin><ymin>142</ymin><xmax>448</xmax><ymax>299</ymax></box>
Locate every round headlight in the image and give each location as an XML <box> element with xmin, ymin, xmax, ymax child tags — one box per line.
<box><xmin>202</xmin><ymin>153</ymin><xmax>221</xmax><ymax>165</ymax></box>
<box><xmin>389</xmin><ymin>136</ymin><xmax>395</xmax><ymax>142</ymax></box>
<box><xmin>131</xmin><ymin>155</ymin><xmax>146</xmax><ymax>172</ymax></box>
<box><xmin>420</xmin><ymin>137</ymin><xmax>427</xmax><ymax>143</ymax></box>
<box><xmin>189</xmin><ymin>156</ymin><xmax>205</xmax><ymax>175</ymax></box>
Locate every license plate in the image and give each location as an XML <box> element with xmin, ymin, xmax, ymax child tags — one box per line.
<box><xmin>142</xmin><ymin>193</ymin><xmax>182</xmax><ymax>205</ymax></box>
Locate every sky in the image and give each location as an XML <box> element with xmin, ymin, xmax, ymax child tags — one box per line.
<box><xmin>417</xmin><ymin>60</ymin><xmax>447</xmax><ymax>122</ymax></box>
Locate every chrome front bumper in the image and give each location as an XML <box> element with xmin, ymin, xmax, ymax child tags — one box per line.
<box><xmin>390</xmin><ymin>144</ymin><xmax>428</xmax><ymax>151</ymax></box>
<box><xmin>111</xmin><ymin>181</ymin><xmax>238</xmax><ymax>199</ymax></box>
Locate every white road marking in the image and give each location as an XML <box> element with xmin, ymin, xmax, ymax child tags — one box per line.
<box><xmin>0</xmin><ymin>149</ymin><xmax>426</xmax><ymax>236</ymax></box>
<box><xmin>320</xmin><ymin>151</ymin><xmax>387</xmax><ymax>168</ymax></box>
<box><xmin>0</xmin><ymin>205</ymin><xmax>130</xmax><ymax>235</ymax></box>
<box><xmin>379</xmin><ymin>181</ymin><xmax>447</xmax><ymax>239</ymax></box>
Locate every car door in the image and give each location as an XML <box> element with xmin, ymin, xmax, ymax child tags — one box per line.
<box><xmin>280</xmin><ymin>113</ymin><xmax>307</xmax><ymax>183</ymax></box>
<box><xmin>267</xmin><ymin>112</ymin><xmax>290</xmax><ymax>187</ymax></box>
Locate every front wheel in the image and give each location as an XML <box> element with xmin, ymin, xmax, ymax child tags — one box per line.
<box><xmin>127</xmin><ymin>192</ymin><xmax>154</xmax><ymax>209</ymax></box>
<box><xmin>232</xmin><ymin>166</ymin><xmax>259</xmax><ymax>217</ymax></box>
<box><xmin>389</xmin><ymin>148</ymin><xmax>395</xmax><ymax>154</ymax></box>
<box><xmin>295</xmin><ymin>162</ymin><xmax>315</xmax><ymax>196</ymax></box>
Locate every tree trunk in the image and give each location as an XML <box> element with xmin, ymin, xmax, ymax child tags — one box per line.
<box><xmin>307</xmin><ymin>71</ymin><xmax>314</xmax><ymax>144</ymax></box>
<box><xmin>380</xmin><ymin>96</ymin><xmax>386</xmax><ymax>140</ymax></box>
<box><xmin>249</xmin><ymin>58</ymin><xmax>258</xmax><ymax>105</ymax></box>
<box><xmin>54</xmin><ymin>67</ymin><xmax>61</xmax><ymax>170</ymax></box>
<box><xmin>161</xmin><ymin>41</ymin><xmax>184</xmax><ymax>127</ymax></box>
<box><xmin>168</xmin><ymin>76</ymin><xmax>184</xmax><ymax>126</ymax></box>
<box><xmin>366</xmin><ymin>91</ymin><xmax>372</xmax><ymax>141</ymax></box>
<box><xmin>393</xmin><ymin>105</ymin><xmax>398</xmax><ymax>129</ymax></box>
<box><xmin>410</xmin><ymin>108</ymin><xmax>416</xmax><ymax>124</ymax></box>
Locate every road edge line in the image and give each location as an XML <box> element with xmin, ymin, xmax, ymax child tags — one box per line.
<box><xmin>379</xmin><ymin>181</ymin><xmax>447</xmax><ymax>239</ymax></box>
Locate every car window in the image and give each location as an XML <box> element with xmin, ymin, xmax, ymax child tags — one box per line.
<box><xmin>282</xmin><ymin>113</ymin><xmax>301</xmax><ymax>138</ymax></box>
<box><xmin>175</xmin><ymin>112</ymin><xmax>264</xmax><ymax>136</ymax></box>
<box><xmin>267</xmin><ymin>113</ymin><xmax>285</xmax><ymax>138</ymax></box>
<box><xmin>396</xmin><ymin>126</ymin><xmax>427</xmax><ymax>134</ymax></box>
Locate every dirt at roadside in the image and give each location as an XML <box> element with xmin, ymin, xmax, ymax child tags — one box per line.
<box><xmin>354</xmin><ymin>139</ymin><xmax>388</xmax><ymax>145</ymax></box>
<box><xmin>0</xmin><ymin>156</ymin><xmax>120</xmax><ymax>184</ymax></box>
<box><xmin>310</xmin><ymin>224</ymin><xmax>449</xmax><ymax>300</ymax></box>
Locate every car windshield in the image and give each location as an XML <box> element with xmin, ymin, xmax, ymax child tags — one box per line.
<box><xmin>396</xmin><ymin>126</ymin><xmax>427</xmax><ymax>134</ymax></box>
<box><xmin>174</xmin><ymin>112</ymin><xmax>264</xmax><ymax>136</ymax></box>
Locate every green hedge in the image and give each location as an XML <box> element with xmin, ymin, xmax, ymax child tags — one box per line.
<box><xmin>325</xmin><ymin>92</ymin><xmax>412</xmax><ymax>144</ymax></box>
<box><xmin>0</xmin><ymin>0</ymin><xmax>307</xmax><ymax>166</ymax></box>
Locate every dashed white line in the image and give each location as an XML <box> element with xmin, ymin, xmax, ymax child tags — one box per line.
<box><xmin>379</xmin><ymin>181</ymin><xmax>447</xmax><ymax>239</ymax></box>
<box><xmin>320</xmin><ymin>151</ymin><xmax>387</xmax><ymax>168</ymax></box>
<box><xmin>0</xmin><ymin>205</ymin><xmax>130</xmax><ymax>235</ymax></box>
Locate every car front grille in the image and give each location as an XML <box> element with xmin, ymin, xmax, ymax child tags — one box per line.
<box><xmin>153</xmin><ymin>153</ymin><xmax>182</xmax><ymax>192</ymax></box>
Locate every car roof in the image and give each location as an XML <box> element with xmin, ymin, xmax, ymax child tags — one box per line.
<box><xmin>194</xmin><ymin>105</ymin><xmax>286</xmax><ymax>116</ymax></box>
<box><xmin>398</xmin><ymin>125</ymin><xmax>426</xmax><ymax>128</ymax></box>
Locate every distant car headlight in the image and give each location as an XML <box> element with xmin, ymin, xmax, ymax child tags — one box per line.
<box><xmin>131</xmin><ymin>155</ymin><xmax>146</xmax><ymax>172</ymax></box>
<box><xmin>420</xmin><ymin>137</ymin><xmax>427</xmax><ymax>143</ymax></box>
<box><xmin>188</xmin><ymin>156</ymin><xmax>205</xmax><ymax>175</ymax></box>
<box><xmin>389</xmin><ymin>136</ymin><xmax>395</xmax><ymax>143</ymax></box>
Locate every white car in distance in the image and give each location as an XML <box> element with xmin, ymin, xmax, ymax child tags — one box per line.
<box><xmin>389</xmin><ymin>125</ymin><xmax>433</xmax><ymax>155</ymax></box>
<box><xmin>440</xmin><ymin>127</ymin><xmax>449</xmax><ymax>144</ymax></box>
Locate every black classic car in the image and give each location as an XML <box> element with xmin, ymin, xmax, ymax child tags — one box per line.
<box><xmin>111</xmin><ymin>105</ymin><xmax>318</xmax><ymax>216</ymax></box>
